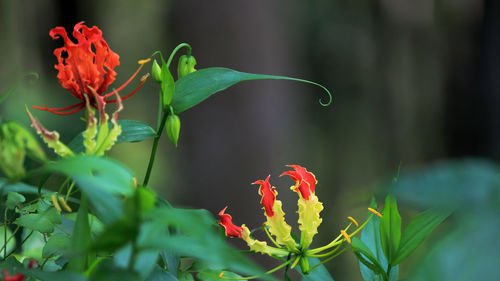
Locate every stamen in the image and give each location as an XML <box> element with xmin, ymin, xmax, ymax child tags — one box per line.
<box><xmin>368</xmin><ymin>208</ymin><xmax>382</xmax><ymax>218</ymax></box>
<box><xmin>51</xmin><ymin>194</ymin><xmax>62</xmax><ymax>212</ymax></box>
<box><xmin>138</xmin><ymin>58</ymin><xmax>151</xmax><ymax>65</ymax></box>
<box><xmin>103</xmin><ymin>62</ymin><xmax>147</xmax><ymax>99</ymax></box>
<box><xmin>58</xmin><ymin>197</ymin><xmax>72</xmax><ymax>212</ymax></box>
<box><xmin>106</xmin><ymin>74</ymin><xmax>148</xmax><ymax>103</ymax></box>
<box><xmin>340</xmin><ymin>230</ymin><xmax>351</xmax><ymax>244</ymax></box>
<box><xmin>219</xmin><ymin>272</ymin><xmax>224</xmax><ymax>278</ymax></box>
<box><xmin>347</xmin><ymin>216</ymin><xmax>359</xmax><ymax>227</ymax></box>
<box><xmin>132</xmin><ymin>177</ymin><xmax>138</xmax><ymax>188</ymax></box>
<box><xmin>141</xmin><ymin>73</ymin><xmax>150</xmax><ymax>83</ymax></box>
<box><xmin>33</xmin><ymin>102</ymin><xmax>86</xmax><ymax>115</ymax></box>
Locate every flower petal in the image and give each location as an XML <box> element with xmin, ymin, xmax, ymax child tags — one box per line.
<box><xmin>218</xmin><ymin>206</ymin><xmax>243</xmax><ymax>238</ymax></box>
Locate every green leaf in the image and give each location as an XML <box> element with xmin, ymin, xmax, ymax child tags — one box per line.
<box><xmin>43</xmin><ymin>233</ymin><xmax>70</xmax><ymax>258</ymax></box>
<box><xmin>359</xmin><ymin>198</ymin><xmax>386</xmax><ymax>281</ymax></box>
<box><xmin>14</xmin><ymin>207</ymin><xmax>61</xmax><ymax>233</ymax></box>
<box><xmin>171</xmin><ymin>67</ymin><xmax>332</xmax><ymax>113</ymax></box>
<box><xmin>161</xmin><ymin>65</ymin><xmax>176</xmax><ymax>106</ymax></box>
<box><xmin>88</xmin><ymin>258</ymin><xmax>141</xmax><ymax>281</ymax></box>
<box><xmin>352</xmin><ymin>238</ymin><xmax>386</xmax><ymax>276</ymax></box>
<box><xmin>393</xmin><ymin>207</ymin><xmax>451</xmax><ymax>265</ymax></box>
<box><xmin>141</xmin><ymin>207</ymin><xmax>275</xmax><ymax>281</ymax></box>
<box><xmin>6</xmin><ymin>191</ymin><xmax>25</xmax><ymax>209</ymax></box>
<box><xmin>178</xmin><ymin>271</ymin><xmax>194</xmax><ymax>281</ymax></box>
<box><xmin>68</xmin><ymin>120</ymin><xmax>156</xmax><ymax>153</ymax></box>
<box><xmin>0</xmin><ymin>178</ymin><xmax>47</xmax><ymax>196</ymax></box>
<box><xmin>40</xmin><ymin>156</ymin><xmax>134</xmax><ymax>223</ymax></box>
<box><xmin>299</xmin><ymin>258</ymin><xmax>334</xmax><ymax>281</ymax></box>
<box><xmin>379</xmin><ymin>194</ymin><xmax>401</xmax><ymax>265</ymax></box>
<box><xmin>91</xmin><ymin>219</ymin><xmax>138</xmax><ymax>252</ymax></box>
<box><xmin>197</xmin><ymin>270</ymin><xmax>242</xmax><ymax>281</ymax></box>
<box><xmin>0</xmin><ymin>256</ymin><xmax>87</xmax><ymax>281</ymax></box>
<box><xmin>67</xmin><ymin>196</ymin><xmax>91</xmax><ymax>271</ymax></box>
<box><xmin>146</xmin><ymin>265</ymin><xmax>178</xmax><ymax>281</ymax></box>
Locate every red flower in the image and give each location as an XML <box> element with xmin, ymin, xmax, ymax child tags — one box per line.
<box><xmin>33</xmin><ymin>22</ymin><xmax>149</xmax><ymax>115</ymax></box>
<box><xmin>252</xmin><ymin>175</ymin><xmax>276</xmax><ymax>217</ymax></box>
<box><xmin>218</xmin><ymin>206</ymin><xmax>243</xmax><ymax>238</ymax></box>
<box><xmin>1</xmin><ymin>270</ymin><xmax>24</xmax><ymax>281</ymax></box>
<box><xmin>280</xmin><ymin>165</ymin><xmax>317</xmax><ymax>200</ymax></box>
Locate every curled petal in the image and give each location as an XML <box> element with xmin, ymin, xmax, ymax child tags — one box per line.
<box><xmin>280</xmin><ymin>165</ymin><xmax>317</xmax><ymax>200</ymax></box>
<box><xmin>25</xmin><ymin>107</ymin><xmax>74</xmax><ymax>158</ymax></box>
<box><xmin>218</xmin><ymin>207</ymin><xmax>243</xmax><ymax>238</ymax></box>
<box><xmin>252</xmin><ymin>175</ymin><xmax>276</xmax><ymax>217</ymax></box>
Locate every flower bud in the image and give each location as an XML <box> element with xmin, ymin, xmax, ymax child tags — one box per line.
<box><xmin>177</xmin><ymin>55</ymin><xmax>197</xmax><ymax>79</ymax></box>
<box><xmin>165</xmin><ymin>114</ymin><xmax>181</xmax><ymax>147</ymax></box>
<box><xmin>299</xmin><ymin>257</ymin><xmax>310</xmax><ymax>274</ymax></box>
<box><xmin>151</xmin><ymin>59</ymin><xmax>162</xmax><ymax>83</ymax></box>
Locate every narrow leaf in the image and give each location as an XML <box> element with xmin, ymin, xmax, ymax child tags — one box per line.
<box><xmin>352</xmin><ymin>238</ymin><xmax>386</xmax><ymax>275</ymax></box>
<box><xmin>171</xmin><ymin>67</ymin><xmax>332</xmax><ymax>113</ymax></box>
<box><xmin>379</xmin><ymin>194</ymin><xmax>401</xmax><ymax>264</ymax></box>
<box><xmin>393</xmin><ymin>207</ymin><xmax>451</xmax><ymax>265</ymax></box>
<box><xmin>67</xmin><ymin>196</ymin><xmax>91</xmax><ymax>271</ymax></box>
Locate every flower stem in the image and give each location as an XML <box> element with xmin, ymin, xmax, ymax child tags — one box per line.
<box><xmin>262</xmin><ymin>225</ymin><xmax>281</xmax><ymax>248</ymax></box>
<box><xmin>308</xmin><ymin>246</ymin><xmax>349</xmax><ymax>272</ymax></box>
<box><xmin>143</xmin><ymin>112</ymin><xmax>168</xmax><ymax>186</ymax></box>
<box><xmin>221</xmin><ymin>257</ymin><xmax>295</xmax><ymax>280</ymax></box>
<box><xmin>307</xmin><ymin>223</ymin><xmax>352</xmax><ymax>255</ymax></box>
<box><xmin>166</xmin><ymin>43</ymin><xmax>192</xmax><ymax>68</ymax></box>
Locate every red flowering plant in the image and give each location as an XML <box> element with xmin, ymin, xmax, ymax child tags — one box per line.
<box><xmin>0</xmin><ymin>21</ymin><xmax>451</xmax><ymax>281</ymax></box>
<box><xmin>218</xmin><ymin>165</ymin><xmax>382</xmax><ymax>278</ymax></box>
<box><xmin>33</xmin><ymin>22</ymin><xmax>150</xmax><ymax>115</ymax></box>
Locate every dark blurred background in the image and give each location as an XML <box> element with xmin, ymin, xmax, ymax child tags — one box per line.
<box><xmin>1</xmin><ymin>0</ymin><xmax>499</xmax><ymax>280</ymax></box>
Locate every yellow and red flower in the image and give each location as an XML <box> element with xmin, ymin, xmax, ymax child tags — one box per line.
<box><xmin>33</xmin><ymin>22</ymin><xmax>149</xmax><ymax>115</ymax></box>
<box><xmin>281</xmin><ymin>165</ymin><xmax>323</xmax><ymax>250</ymax></box>
<box><xmin>218</xmin><ymin>165</ymin><xmax>323</xmax><ymax>255</ymax></box>
<box><xmin>253</xmin><ymin>176</ymin><xmax>297</xmax><ymax>251</ymax></box>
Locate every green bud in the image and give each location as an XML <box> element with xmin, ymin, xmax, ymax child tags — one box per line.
<box><xmin>177</xmin><ymin>55</ymin><xmax>197</xmax><ymax>79</ymax></box>
<box><xmin>161</xmin><ymin>64</ymin><xmax>175</xmax><ymax>107</ymax></box>
<box><xmin>152</xmin><ymin>59</ymin><xmax>162</xmax><ymax>83</ymax></box>
<box><xmin>299</xmin><ymin>257</ymin><xmax>310</xmax><ymax>274</ymax></box>
<box><xmin>165</xmin><ymin>114</ymin><xmax>181</xmax><ymax>147</ymax></box>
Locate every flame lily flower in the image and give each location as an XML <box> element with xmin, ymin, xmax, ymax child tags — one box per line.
<box><xmin>217</xmin><ymin>166</ymin><xmax>378</xmax><ymax>278</ymax></box>
<box><xmin>281</xmin><ymin>165</ymin><xmax>323</xmax><ymax>250</ymax></box>
<box><xmin>252</xmin><ymin>176</ymin><xmax>297</xmax><ymax>251</ymax></box>
<box><xmin>218</xmin><ymin>207</ymin><xmax>287</xmax><ymax>256</ymax></box>
<box><xmin>33</xmin><ymin>22</ymin><xmax>149</xmax><ymax>115</ymax></box>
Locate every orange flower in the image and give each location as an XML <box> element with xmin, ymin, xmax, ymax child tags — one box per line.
<box><xmin>33</xmin><ymin>22</ymin><xmax>148</xmax><ymax>115</ymax></box>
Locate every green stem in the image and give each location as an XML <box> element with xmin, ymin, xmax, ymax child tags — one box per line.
<box><xmin>262</xmin><ymin>225</ymin><xmax>281</xmax><ymax>248</ymax></box>
<box><xmin>307</xmin><ymin>223</ymin><xmax>352</xmax><ymax>255</ymax></box>
<box><xmin>166</xmin><ymin>43</ymin><xmax>192</xmax><ymax>68</ymax></box>
<box><xmin>221</xmin><ymin>257</ymin><xmax>295</xmax><ymax>280</ymax></box>
<box><xmin>5</xmin><ymin>230</ymin><xmax>33</xmax><ymax>260</ymax></box>
<box><xmin>143</xmin><ymin>112</ymin><xmax>168</xmax><ymax>186</ymax></box>
<box><xmin>3</xmin><ymin>208</ymin><xmax>7</xmax><ymax>258</ymax></box>
<box><xmin>0</xmin><ymin>225</ymin><xmax>19</xmax><ymax>254</ymax></box>
<box><xmin>58</xmin><ymin>177</ymin><xmax>70</xmax><ymax>194</ymax></box>
<box><xmin>308</xmin><ymin>246</ymin><xmax>349</xmax><ymax>272</ymax></box>
<box><xmin>65</xmin><ymin>181</ymin><xmax>76</xmax><ymax>201</ymax></box>
<box><xmin>306</xmin><ymin>243</ymin><xmax>342</xmax><ymax>258</ymax></box>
